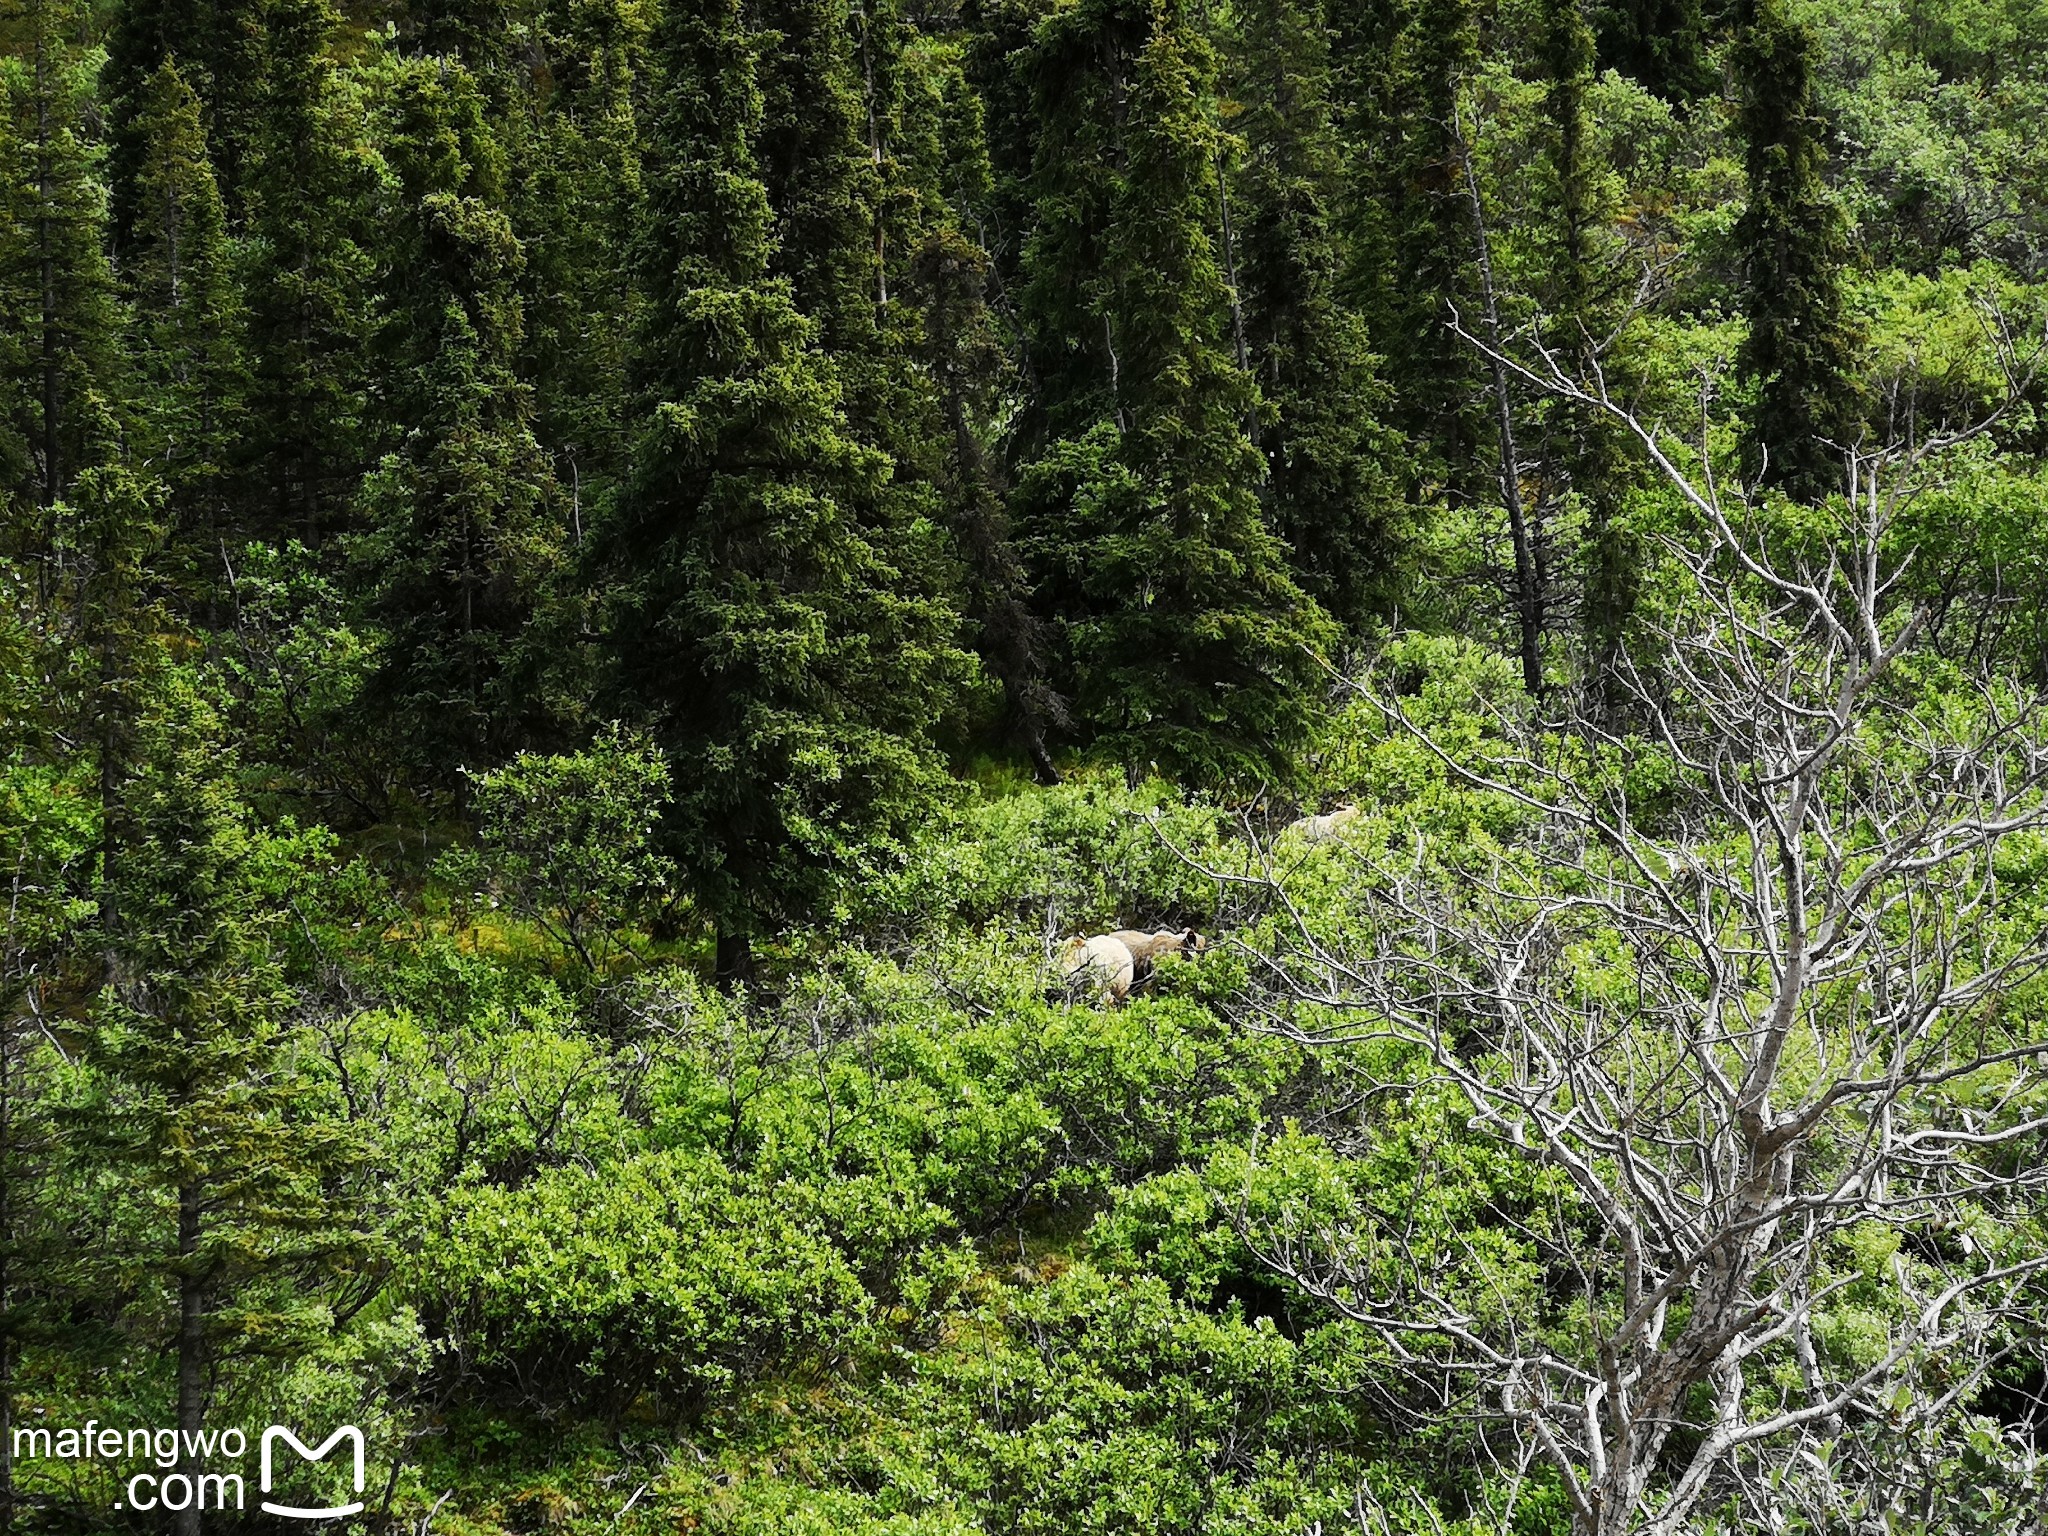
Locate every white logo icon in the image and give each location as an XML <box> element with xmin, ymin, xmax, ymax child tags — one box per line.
<box><xmin>259</xmin><ymin>1426</ymin><xmax>365</xmax><ymax>1519</ymax></box>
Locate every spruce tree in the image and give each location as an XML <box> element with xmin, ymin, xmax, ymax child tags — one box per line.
<box><xmin>353</xmin><ymin>55</ymin><xmax>562</xmax><ymax>776</ymax></box>
<box><xmin>1226</xmin><ymin>0</ymin><xmax>1403</xmax><ymax>632</ymax></box>
<box><xmin>0</xmin><ymin>0</ymin><xmax>121</xmax><ymax>519</ymax></box>
<box><xmin>1733</xmin><ymin>0</ymin><xmax>1855</xmax><ymax>504</ymax></box>
<box><xmin>513</xmin><ymin>0</ymin><xmax>647</xmax><ymax>511</ymax></box>
<box><xmin>101</xmin><ymin>0</ymin><xmax>269</xmax><ymax>235</ymax></box>
<box><xmin>844</xmin><ymin>3</ymin><xmax>1067</xmax><ymax>777</ymax></box>
<box><xmin>754</xmin><ymin>0</ymin><xmax>882</xmax><ymax>386</ymax></box>
<box><xmin>0</xmin><ymin>465</ymin><xmax>153</xmax><ymax>1533</ymax></box>
<box><xmin>754</xmin><ymin>0</ymin><xmax>951</xmax><ymax>529</ymax></box>
<box><xmin>1333</xmin><ymin>0</ymin><xmax>1483</xmax><ymax>506</ymax></box>
<box><xmin>123</xmin><ymin>62</ymin><xmax>251</xmax><ymax>588</ymax></box>
<box><xmin>0</xmin><ymin>53</ymin><xmax>23</xmax><ymax>519</ymax></box>
<box><xmin>77</xmin><ymin>666</ymin><xmax>367</xmax><ymax>1536</ymax></box>
<box><xmin>958</xmin><ymin>0</ymin><xmax>1044</xmax><ymax>305</ymax></box>
<box><xmin>912</xmin><ymin>226</ymin><xmax>1064</xmax><ymax>782</ymax></box>
<box><xmin>402</xmin><ymin>0</ymin><xmax>523</xmax><ymax>87</ymax></box>
<box><xmin>241</xmin><ymin>0</ymin><xmax>375</xmax><ymax>538</ymax></box>
<box><xmin>842</xmin><ymin>0</ymin><xmax>965</xmax><ymax>443</ymax></box>
<box><xmin>0</xmin><ymin>571</ymin><xmax>89</xmax><ymax>1535</ymax></box>
<box><xmin>1591</xmin><ymin>0</ymin><xmax>1715</xmax><ymax>102</ymax></box>
<box><xmin>64</xmin><ymin>465</ymin><xmax>166</xmax><ymax>947</ymax></box>
<box><xmin>1016</xmin><ymin>0</ymin><xmax>1333</xmax><ymax>784</ymax></box>
<box><xmin>597</xmin><ymin>0</ymin><xmax>972</xmax><ymax>984</ymax></box>
<box><xmin>0</xmin><ymin>814</ymin><xmax>66</xmax><ymax>1535</ymax></box>
<box><xmin>1540</xmin><ymin>0</ymin><xmax>1598</xmax><ymax>304</ymax></box>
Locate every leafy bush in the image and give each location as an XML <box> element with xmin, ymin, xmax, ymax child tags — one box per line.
<box><xmin>445</xmin><ymin>726</ymin><xmax>671</xmax><ymax>970</ymax></box>
<box><xmin>417</xmin><ymin>1148</ymin><xmax>871</xmax><ymax>1404</ymax></box>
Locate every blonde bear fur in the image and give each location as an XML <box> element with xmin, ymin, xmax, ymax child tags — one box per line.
<box><xmin>1286</xmin><ymin>802</ymin><xmax>1361</xmax><ymax>843</ymax></box>
<box><xmin>1058</xmin><ymin>934</ymin><xmax>1137</xmax><ymax>1004</ymax></box>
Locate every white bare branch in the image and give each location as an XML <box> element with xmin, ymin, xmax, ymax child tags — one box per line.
<box><xmin>1188</xmin><ymin>392</ymin><xmax>2048</xmax><ymax>1535</ymax></box>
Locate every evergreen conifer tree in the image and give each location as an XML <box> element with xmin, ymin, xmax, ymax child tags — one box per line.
<box><xmin>958</xmin><ymin>0</ymin><xmax>1043</xmax><ymax>304</ymax></box>
<box><xmin>77</xmin><ymin>663</ymin><xmax>368</xmax><ymax>1536</ymax></box>
<box><xmin>0</xmin><ymin>809</ymin><xmax>69</xmax><ymax>1536</ymax></box>
<box><xmin>912</xmin><ymin>225</ymin><xmax>1064</xmax><ymax>782</ymax></box>
<box><xmin>755</xmin><ymin>0</ymin><xmax>883</xmax><ymax>383</ymax></box>
<box><xmin>846</xmin><ymin>0</ymin><xmax>967</xmax><ymax>444</ymax></box>
<box><xmin>64</xmin><ymin>465</ymin><xmax>165</xmax><ymax>944</ymax></box>
<box><xmin>1016</xmin><ymin>0</ymin><xmax>1332</xmax><ymax>784</ymax></box>
<box><xmin>241</xmin><ymin>0</ymin><xmax>375</xmax><ymax>538</ymax></box>
<box><xmin>353</xmin><ymin>55</ymin><xmax>562</xmax><ymax>776</ymax></box>
<box><xmin>755</xmin><ymin>0</ymin><xmax>957</xmax><ymax>564</ymax></box>
<box><xmin>1227</xmin><ymin>0</ymin><xmax>1403</xmax><ymax>632</ymax></box>
<box><xmin>101</xmin><ymin>0</ymin><xmax>269</xmax><ymax>235</ymax></box>
<box><xmin>597</xmin><ymin>0</ymin><xmax>972</xmax><ymax>984</ymax></box>
<box><xmin>0</xmin><ymin>0</ymin><xmax>121</xmax><ymax>520</ymax></box>
<box><xmin>1591</xmin><ymin>0</ymin><xmax>1715</xmax><ymax>102</ymax></box>
<box><xmin>1733</xmin><ymin>0</ymin><xmax>1856</xmax><ymax>504</ymax></box>
<box><xmin>1535</xmin><ymin>0</ymin><xmax>1637</xmax><ymax>685</ymax></box>
<box><xmin>0</xmin><ymin>568</ymin><xmax>90</xmax><ymax>1535</ymax></box>
<box><xmin>836</xmin><ymin>2</ymin><xmax>1068</xmax><ymax>777</ymax></box>
<box><xmin>0</xmin><ymin>58</ymin><xmax>22</xmax><ymax>516</ymax></box>
<box><xmin>123</xmin><ymin>62</ymin><xmax>251</xmax><ymax>587</ymax></box>
<box><xmin>402</xmin><ymin>0</ymin><xmax>523</xmax><ymax>88</ymax></box>
<box><xmin>512</xmin><ymin>0</ymin><xmax>646</xmax><ymax>513</ymax></box>
<box><xmin>1333</xmin><ymin>0</ymin><xmax>1483</xmax><ymax>506</ymax></box>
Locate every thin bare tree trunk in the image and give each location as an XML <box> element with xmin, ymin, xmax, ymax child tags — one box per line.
<box><xmin>1455</xmin><ymin>107</ymin><xmax>1543</xmax><ymax>695</ymax></box>
<box><xmin>0</xmin><ymin>1015</ymin><xmax>14</xmax><ymax>1536</ymax></box>
<box><xmin>175</xmin><ymin>1183</ymin><xmax>204</xmax><ymax>1536</ymax></box>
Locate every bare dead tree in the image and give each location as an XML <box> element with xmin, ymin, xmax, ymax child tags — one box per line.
<box><xmin>1452</xmin><ymin>102</ymin><xmax>1543</xmax><ymax>698</ymax></box>
<box><xmin>1196</xmin><ymin>368</ymin><xmax>2048</xmax><ymax>1535</ymax></box>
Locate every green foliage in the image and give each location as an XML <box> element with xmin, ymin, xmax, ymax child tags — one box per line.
<box><xmin>67</xmin><ymin>664</ymin><xmax>379</xmax><ymax>1461</ymax></box>
<box><xmin>1734</xmin><ymin>0</ymin><xmax>1859</xmax><ymax>502</ymax></box>
<box><xmin>1013</xmin><ymin>0</ymin><xmax>1336</xmax><ymax>787</ymax></box>
<box><xmin>912</xmin><ymin>223</ymin><xmax>1064</xmax><ymax>781</ymax></box>
<box><xmin>597</xmin><ymin>0</ymin><xmax>973</xmax><ymax>965</ymax></box>
<box><xmin>102</xmin><ymin>0</ymin><xmax>269</xmax><ymax>227</ymax></box>
<box><xmin>1591</xmin><ymin>0</ymin><xmax>1715</xmax><ymax>102</ymax></box>
<box><xmin>508</xmin><ymin>0</ymin><xmax>646</xmax><ymax>511</ymax></box>
<box><xmin>865</xmin><ymin>772</ymin><xmax>1225</xmax><ymax>936</ymax></box>
<box><xmin>1335</xmin><ymin>0</ymin><xmax>1485</xmax><ymax>502</ymax></box>
<box><xmin>352</xmin><ymin>51</ymin><xmax>566</xmax><ymax>774</ymax></box>
<box><xmin>4</xmin><ymin>2</ymin><xmax>2048</xmax><ymax>1533</ymax></box>
<box><xmin>1225</xmin><ymin>0</ymin><xmax>1407</xmax><ymax>630</ymax></box>
<box><xmin>0</xmin><ymin>0</ymin><xmax>120</xmax><ymax>516</ymax></box>
<box><xmin>755</xmin><ymin>0</ymin><xmax>886</xmax><ymax>398</ymax></box>
<box><xmin>123</xmin><ymin>60</ymin><xmax>250</xmax><ymax>589</ymax></box>
<box><xmin>450</xmin><ymin>726</ymin><xmax>671</xmax><ymax>971</ymax></box>
<box><xmin>420</xmin><ymin>1146</ymin><xmax>872</xmax><ymax>1402</ymax></box>
<box><xmin>241</xmin><ymin>0</ymin><xmax>377</xmax><ymax>536</ymax></box>
<box><xmin>215</xmin><ymin>538</ymin><xmax>385</xmax><ymax>819</ymax></box>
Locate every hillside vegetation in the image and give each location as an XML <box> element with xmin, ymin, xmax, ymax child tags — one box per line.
<box><xmin>3</xmin><ymin>0</ymin><xmax>2048</xmax><ymax>1532</ymax></box>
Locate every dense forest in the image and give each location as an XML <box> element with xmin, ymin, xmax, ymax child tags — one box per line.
<box><xmin>4</xmin><ymin>0</ymin><xmax>2048</xmax><ymax>1530</ymax></box>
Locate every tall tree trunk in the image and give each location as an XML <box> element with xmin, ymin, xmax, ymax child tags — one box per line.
<box><xmin>175</xmin><ymin>1181</ymin><xmax>204</xmax><ymax>1536</ymax></box>
<box><xmin>1455</xmin><ymin>108</ymin><xmax>1543</xmax><ymax>694</ymax></box>
<box><xmin>1018</xmin><ymin>703</ymin><xmax>1061</xmax><ymax>786</ymax></box>
<box><xmin>35</xmin><ymin>10</ymin><xmax>61</xmax><ymax>512</ymax></box>
<box><xmin>714</xmin><ymin>930</ymin><xmax>754</xmax><ymax>993</ymax></box>
<box><xmin>1</xmin><ymin>1021</ymin><xmax>14</xmax><ymax>1536</ymax></box>
<box><xmin>1214</xmin><ymin>146</ymin><xmax>1252</xmax><ymax>391</ymax></box>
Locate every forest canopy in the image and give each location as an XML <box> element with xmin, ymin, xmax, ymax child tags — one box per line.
<box><xmin>3</xmin><ymin>0</ymin><xmax>2048</xmax><ymax>1532</ymax></box>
